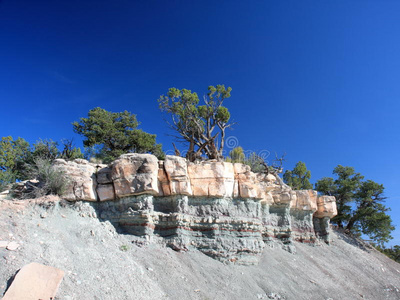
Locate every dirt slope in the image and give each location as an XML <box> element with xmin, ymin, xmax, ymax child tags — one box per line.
<box><xmin>0</xmin><ymin>197</ymin><xmax>399</xmax><ymax>300</ymax></box>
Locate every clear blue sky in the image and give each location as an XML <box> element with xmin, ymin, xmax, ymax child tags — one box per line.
<box><xmin>1</xmin><ymin>1</ymin><xmax>399</xmax><ymax>244</ymax></box>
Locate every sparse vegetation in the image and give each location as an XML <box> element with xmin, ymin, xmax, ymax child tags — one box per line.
<box><xmin>14</xmin><ymin>157</ymin><xmax>69</xmax><ymax>198</ymax></box>
<box><xmin>0</xmin><ymin>136</ymin><xmax>82</xmax><ymax>192</ymax></box>
<box><xmin>73</xmin><ymin>107</ymin><xmax>164</xmax><ymax>163</ymax></box>
<box><xmin>283</xmin><ymin>161</ymin><xmax>313</xmax><ymax>190</ymax></box>
<box><xmin>120</xmin><ymin>244</ymin><xmax>129</xmax><ymax>252</ymax></box>
<box><xmin>376</xmin><ymin>245</ymin><xmax>400</xmax><ymax>263</ymax></box>
<box><xmin>315</xmin><ymin>165</ymin><xmax>394</xmax><ymax>245</ymax></box>
<box><xmin>158</xmin><ymin>85</ymin><xmax>233</xmax><ymax>162</ymax></box>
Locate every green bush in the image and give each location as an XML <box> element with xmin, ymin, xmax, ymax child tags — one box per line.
<box><xmin>22</xmin><ymin>158</ymin><xmax>69</xmax><ymax>198</ymax></box>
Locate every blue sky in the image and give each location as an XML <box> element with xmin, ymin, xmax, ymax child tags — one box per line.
<box><xmin>1</xmin><ymin>1</ymin><xmax>399</xmax><ymax>244</ymax></box>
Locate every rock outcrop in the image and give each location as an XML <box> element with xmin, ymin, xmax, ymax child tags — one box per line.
<box><xmin>53</xmin><ymin>154</ymin><xmax>337</xmax><ymax>264</ymax></box>
<box><xmin>53</xmin><ymin>159</ymin><xmax>97</xmax><ymax>201</ymax></box>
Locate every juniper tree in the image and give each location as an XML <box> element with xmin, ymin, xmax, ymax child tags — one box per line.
<box><xmin>73</xmin><ymin>107</ymin><xmax>164</xmax><ymax>163</ymax></box>
<box><xmin>158</xmin><ymin>85</ymin><xmax>233</xmax><ymax>161</ymax></box>
<box><xmin>315</xmin><ymin>165</ymin><xmax>394</xmax><ymax>245</ymax></box>
<box><xmin>283</xmin><ymin>161</ymin><xmax>313</xmax><ymax>190</ymax></box>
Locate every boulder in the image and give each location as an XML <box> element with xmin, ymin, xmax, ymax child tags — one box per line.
<box><xmin>291</xmin><ymin>190</ymin><xmax>318</xmax><ymax>211</ymax></box>
<box><xmin>188</xmin><ymin>161</ymin><xmax>234</xmax><ymax>197</ymax></box>
<box><xmin>2</xmin><ymin>262</ymin><xmax>64</xmax><ymax>300</ymax></box>
<box><xmin>233</xmin><ymin>163</ymin><xmax>259</xmax><ymax>198</ymax></box>
<box><xmin>97</xmin><ymin>184</ymin><xmax>115</xmax><ymax>201</ymax></box>
<box><xmin>53</xmin><ymin>159</ymin><xmax>97</xmax><ymax>201</ymax></box>
<box><xmin>314</xmin><ymin>195</ymin><xmax>337</xmax><ymax>218</ymax></box>
<box><xmin>255</xmin><ymin>173</ymin><xmax>280</xmax><ymax>204</ymax></box>
<box><xmin>272</xmin><ymin>192</ymin><xmax>292</xmax><ymax>205</ymax></box>
<box><xmin>97</xmin><ymin>166</ymin><xmax>112</xmax><ymax>184</ymax></box>
<box><xmin>163</xmin><ymin>155</ymin><xmax>192</xmax><ymax>195</ymax></box>
<box><xmin>111</xmin><ymin>153</ymin><xmax>159</xmax><ymax>197</ymax></box>
<box><xmin>259</xmin><ymin>192</ymin><xmax>274</xmax><ymax>205</ymax></box>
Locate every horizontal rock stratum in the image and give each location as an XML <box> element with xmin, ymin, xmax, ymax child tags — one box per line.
<box><xmin>53</xmin><ymin>154</ymin><xmax>337</xmax><ymax>264</ymax></box>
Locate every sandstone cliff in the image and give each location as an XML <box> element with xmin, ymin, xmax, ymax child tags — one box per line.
<box><xmin>53</xmin><ymin>154</ymin><xmax>337</xmax><ymax>264</ymax></box>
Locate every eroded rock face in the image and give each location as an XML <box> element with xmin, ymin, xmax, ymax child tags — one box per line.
<box><xmin>99</xmin><ymin>195</ymin><xmax>265</xmax><ymax>265</ymax></box>
<box><xmin>54</xmin><ymin>154</ymin><xmax>338</xmax><ymax>264</ymax></box>
<box><xmin>188</xmin><ymin>161</ymin><xmax>234</xmax><ymax>197</ymax></box>
<box><xmin>164</xmin><ymin>155</ymin><xmax>192</xmax><ymax>195</ymax></box>
<box><xmin>315</xmin><ymin>195</ymin><xmax>337</xmax><ymax>218</ymax></box>
<box><xmin>53</xmin><ymin>159</ymin><xmax>97</xmax><ymax>201</ymax></box>
<box><xmin>111</xmin><ymin>153</ymin><xmax>159</xmax><ymax>197</ymax></box>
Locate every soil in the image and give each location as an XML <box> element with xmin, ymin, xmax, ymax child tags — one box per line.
<box><xmin>0</xmin><ymin>196</ymin><xmax>399</xmax><ymax>300</ymax></box>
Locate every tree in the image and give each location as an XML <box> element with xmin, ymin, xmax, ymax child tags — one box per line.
<box><xmin>158</xmin><ymin>85</ymin><xmax>233</xmax><ymax>161</ymax></box>
<box><xmin>32</xmin><ymin>139</ymin><xmax>60</xmax><ymax>161</ymax></box>
<box><xmin>315</xmin><ymin>165</ymin><xmax>394</xmax><ymax>245</ymax></box>
<box><xmin>243</xmin><ymin>152</ymin><xmax>268</xmax><ymax>173</ymax></box>
<box><xmin>0</xmin><ymin>136</ymin><xmax>31</xmax><ymax>189</ymax></box>
<box><xmin>283</xmin><ymin>161</ymin><xmax>313</xmax><ymax>190</ymax></box>
<box><xmin>315</xmin><ymin>165</ymin><xmax>363</xmax><ymax>228</ymax></box>
<box><xmin>60</xmin><ymin>139</ymin><xmax>84</xmax><ymax>160</ymax></box>
<box><xmin>73</xmin><ymin>107</ymin><xmax>164</xmax><ymax>163</ymax></box>
<box><xmin>377</xmin><ymin>245</ymin><xmax>400</xmax><ymax>263</ymax></box>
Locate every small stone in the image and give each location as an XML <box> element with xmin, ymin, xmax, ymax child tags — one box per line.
<box><xmin>61</xmin><ymin>214</ymin><xmax>66</xmax><ymax>218</ymax></box>
<box><xmin>6</xmin><ymin>241</ymin><xmax>20</xmax><ymax>251</ymax></box>
<box><xmin>147</xmin><ymin>267</ymin><xmax>153</xmax><ymax>271</ymax></box>
<box><xmin>40</xmin><ymin>212</ymin><xmax>47</xmax><ymax>218</ymax></box>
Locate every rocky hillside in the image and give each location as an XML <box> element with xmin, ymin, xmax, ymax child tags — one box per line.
<box><xmin>48</xmin><ymin>154</ymin><xmax>337</xmax><ymax>264</ymax></box>
<box><xmin>0</xmin><ymin>197</ymin><xmax>399</xmax><ymax>300</ymax></box>
<box><xmin>1</xmin><ymin>154</ymin><xmax>399</xmax><ymax>299</ymax></box>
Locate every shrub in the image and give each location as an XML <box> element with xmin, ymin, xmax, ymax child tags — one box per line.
<box><xmin>20</xmin><ymin>158</ymin><xmax>69</xmax><ymax>198</ymax></box>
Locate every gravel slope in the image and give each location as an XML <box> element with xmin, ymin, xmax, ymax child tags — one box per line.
<box><xmin>0</xmin><ymin>197</ymin><xmax>399</xmax><ymax>300</ymax></box>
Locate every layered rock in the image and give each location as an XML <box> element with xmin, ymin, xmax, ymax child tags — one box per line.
<box><xmin>53</xmin><ymin>159</ymin><xmax>97</xmax><ymax>201</ymax></box>
<box><xmin>164</xmin><ymin>155</ymin><xmax>192</xmax><ymax>195</ymax></box>
<box><xmin>110</xmin><ymin>153</ymin><xmax>159</xmax><ymax>197</ymax></box>
<box><xmin>54</xmin><ymin>154</ymin><xmax>338</xmax><ymax>264</ymax></box>
<box><xmin>188</xmin><ymin>161</ymin><xmax>234</xmax><ymax>197</ymax></box>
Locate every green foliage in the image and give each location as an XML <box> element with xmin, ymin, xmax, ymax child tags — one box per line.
<box><xmin>316</xmin><ymin>166</ymin><xmax>363</xmax><ymax>226</ymax></box>
<box><xmin>0</xmin><ymin>136</ymin><xmax>31</xmax><ymax>189</ymax></box>
<box><xmin>60</xmin><ymin>139</ymin><xmax>84</xmax><ymax>160</ymax></box>
<box><xmin>119</xmin><ymin>244</ymin><xmax>129</xmax><ymax>252</ymax></box>
<box><xmin>228</xmin><ymin>147</ymin><xmax>245</xmax><ymax>163</ymax></box>
<box><xmin>244</xmin><ymin>152</ymin><xmax>268</xmax><ymax>173</ymax></box>
<box><xmin>32</xmin><ymin>139</ymin><xmax>59</xmax><ymax>160</ymax></box>
<box><xmin>0</xmin><ymin>169</ymin><xmax>16</xmax><ymax>192</ymax></box>
<box><xmin>73</xmin><ymin>107</ymin><xmax>164</xmax><ymax>163</ymax></box>
<box><xmin>283</xmin><ymin>161</ymin><xmax>313</xmax><ymax>190</ymax></box>
<box><xmin>158</xmin><ymin>85</ymin><xmax>233</xmax><ymax>161</ymax></box>
<box><xmin>20</xmin><ymin>157</ymin><xmax>69</xmax><ymax>198</ymax></box>
<box><xmin>0</xmin><ymin>136</ymin><xmax>83</xmax><ymax>191</ymax></box>
<box><xmin>315</xmin><ymin>165</ymin><xmax>394</xmax><ymax>245</ymax></box>
<box><xmin>376</xmin><ymin>245</ymin><xmax>400</xmax><ymax>263</ymax></box>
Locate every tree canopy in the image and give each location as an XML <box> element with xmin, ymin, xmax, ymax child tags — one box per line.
<box><xmin>0</xmin><ymin>136</ymin><xmax>83</xmax><ymax>191</ymax></box>
<box><xmin>158</xmin><ymin>85</ymin><xmax>233</xmax><ymax>161</ymax></box>
<box><xmin>315</xmin><ymin>165</ymin><xmax>394</xmax><ymax>245</ymax></box>
<box><xmin>73</xmin><ymin>107</ymin><xmax>164</xmax><ymax>163</ymax></box>
<box><xmin>0</xmin><ymin>136</ymin><xmax>31</xmax><ymax>189</ymax></box>
<box><xmin>283</xmin><ymin>161</ymin><xmax>313</xmax><ymax>190</ymax></box>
